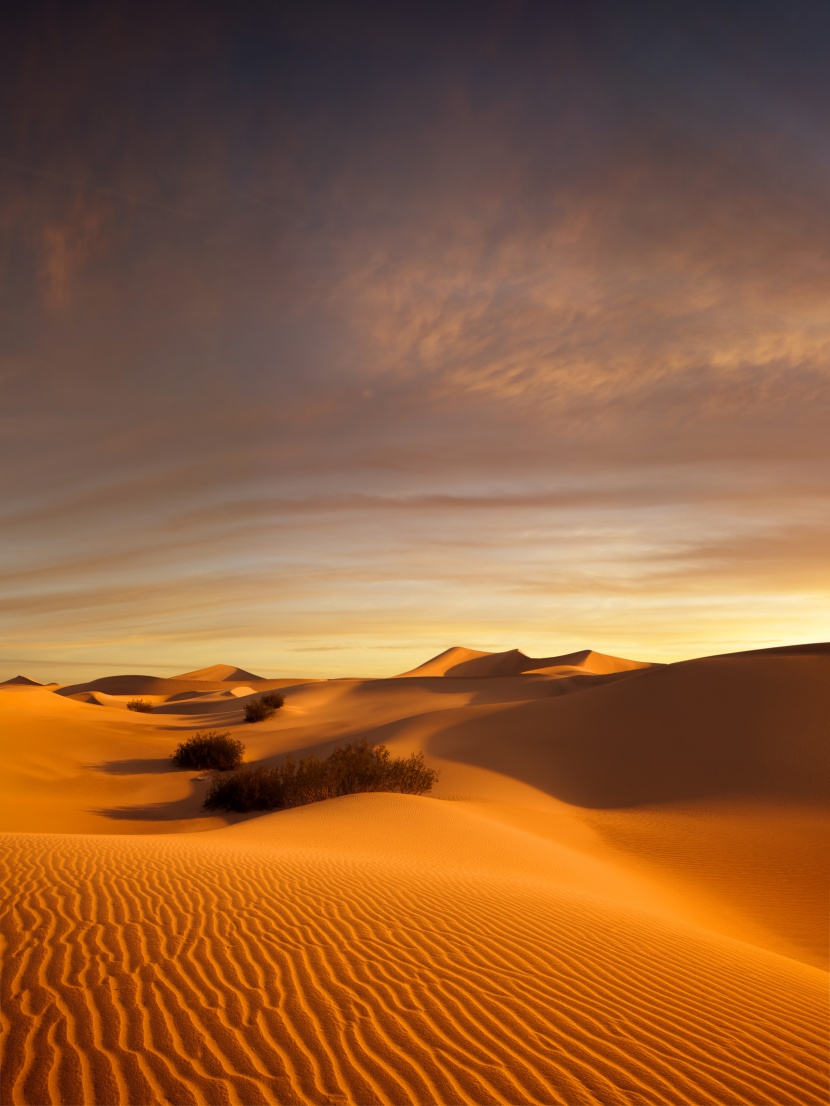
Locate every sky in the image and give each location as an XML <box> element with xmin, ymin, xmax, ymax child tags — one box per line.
<box><xmin>1</xmin><ymin>0</ymin><xmax>829</xmax><ymax>682</ymax></box>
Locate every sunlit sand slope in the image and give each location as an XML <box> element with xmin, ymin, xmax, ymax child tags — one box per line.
<box><xmin>0</xmin><ymin>675</ymin><xmax>589</xmax><ymax>835</ymax></box>
<box><xmin>2</xmin><ymin>797</ymin><xmax>827</xmax><ymax>1106</ymax></box>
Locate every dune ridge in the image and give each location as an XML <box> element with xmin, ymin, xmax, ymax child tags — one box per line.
<box><xmin>171</xmin><ymin>664</ymin><xmax>266</xmax><ymax>683</ymax></box>
<box><xmin>53</xmin><ymin>674</ymin><xmax>312</xmax><ymax>700</ymax></box>
<box><xmin>397</xmin><ymin>645</ymin><xmax>655</xmax><ymax>678</ymax></box>
<box><xmin>426</xmin><ymin>652</ymin><xmax>830</xmax><ymax>808</ymax></box>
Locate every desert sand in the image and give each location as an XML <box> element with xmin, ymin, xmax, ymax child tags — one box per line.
<box><xmin>1</xmin><ymin>644</ymin><xmax>828</xmax><ymax>1105</ymax></box>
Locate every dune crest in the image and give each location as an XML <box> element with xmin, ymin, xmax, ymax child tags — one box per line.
<box><xmin>171</xmin><ymin>663</ymin><xmax>266</xmax><ymax>682</ymax></box>
<box><xmin>0</xmin><ymin>674</ymin><xmax>43</xmax><ymax>686</ymax></box>
<box><xmin>397</xmin><ymin>644</ymin><xmax>654</xmax><ymax>677</ymax></box>
<box><xmin>54</xmin><ymin>673</ymin><xmax>310</xmax><ymax>699</ymax></box>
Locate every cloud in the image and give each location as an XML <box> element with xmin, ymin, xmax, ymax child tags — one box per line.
<box><xmin>38</xmin><ymin>200</ymin><xmax>112</xmax><ymax>308</ymax></box>
<box><xmin>1</xmin><ymin>0</ymin><xmax>828</xmax><ymax>679</ymax></box>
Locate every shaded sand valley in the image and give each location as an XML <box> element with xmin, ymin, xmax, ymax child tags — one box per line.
<box><xmin>1</xmin><ymin>646</ymin><xmax>828</xmax><ymax>1105</ymax></box>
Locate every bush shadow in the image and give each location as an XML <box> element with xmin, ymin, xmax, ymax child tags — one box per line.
<box><xmin>91</xmin><ymin>789</ymin><xmax>217</xmax><ymax>822</ymax></box>
<box><xmin>88</xmin><ymin>757</ymin><xmax>174</xmax><ymax>775</ymax></box>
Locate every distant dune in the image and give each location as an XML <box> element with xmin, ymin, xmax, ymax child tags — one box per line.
<box><xmin>0</xmin><ymin>674</ymin><xmax>43</xmax><ymax>686</ymax></box>
<box><xmin>426</xmin><ymin>649</ymin><xmax>830</xmax><ymax>807</ymax></box>
<box><xmin>712</xmin><ymin>640</ymin><xmax>830</xmax><ymax>659</ymax></box>
<box><xmin>397</xmin><ymin>644</ymin><xmax>655</xmax><ymax>677</ymax></box>
<box><xmin>1</xmin><ymin>642</ymin><xmax>827</xmax><ymax>1105</ymax></box>
<box><xmin>54</xmin><ymin>673</ymin><xmax>312</xmax><ymax>699</ymax></box>
<box><xmin>171</xmin><ymin>663</ymin><xmax>266</xmax><ymax>682</ymax></box>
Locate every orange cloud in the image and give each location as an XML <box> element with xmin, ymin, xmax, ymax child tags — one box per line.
<box><xmin>40</xmin><ymin>202</ymin><xmax>108</xmax><ymax>309</ymax></box>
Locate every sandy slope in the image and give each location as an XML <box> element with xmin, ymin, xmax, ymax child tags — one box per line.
<box><xmin>1</xmin><ymin>646</ymin><xmax>828</xmax><ymax>1105</ymax></box>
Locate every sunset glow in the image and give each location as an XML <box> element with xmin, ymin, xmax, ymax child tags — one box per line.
<box><xmin>2</xmin><ymin>1</ymin><xmax>828</xmax><ymax>681</ymax></box>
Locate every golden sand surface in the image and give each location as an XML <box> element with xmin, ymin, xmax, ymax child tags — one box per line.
<box><xmin>1</xmin><ymin>645</ymin><xmax>828</xmax><ymax>1105</ymax></box>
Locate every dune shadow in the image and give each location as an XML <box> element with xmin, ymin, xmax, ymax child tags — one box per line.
<box><xmin>426</xmin><ymin>656</ymin><xmax>830</xmax><ymax>809</ymax></box>
<box><xmin>381</xmin><ymin>670</ymin><xmax>645</xmax><ymax>707</ymax></box>
<box><xmin>89</xmin><ymin>757</ymin><xmax>175</xmax><ymax>775</ymax></box>
<box><xmin>164</xmin><ymin>690</ymin><xmax>217</xmax><ymax>702</ymax></box>
<box><xmin>150</xmin><ymin>701</ymin><xmax>244</xmax><ymax>717</ymax></box>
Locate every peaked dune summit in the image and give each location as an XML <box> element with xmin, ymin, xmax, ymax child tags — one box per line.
<box><xmin>0</xmin><ymin>674</ymin><xmax>43</xmax><ymax>686</ymax></box>
<box><xmin>397</xmin><ymin>646</ymin><xmax>654</xmax><ymax>678</ymax></box>
<box><xmin>171</xmin><ymin>663</ymin><xmax>265</xmax><ymax>682</ymax></box>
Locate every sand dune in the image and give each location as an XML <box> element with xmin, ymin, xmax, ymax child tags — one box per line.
<box><xmin>426</xmin><ymin>651</ymin><xmax>830</xmax><ymax>807</ymax></box>
<box><xmin>65</xmin><ymin>691</ymin><xmax>114</xmax><ymax>706</ymax></box>
<box><xmin>54</xmin><ymin>674</ymin><xmax>314</xmax><ymax>699</ymax></box>
<box><xmin>0</xmin><ymin>674</ymin><xmax>43</xmax><ymax>686</ymax></box>
<box><xmin>172</xmin><ymin>663</ymin><xmax>266</xmax><ymax>683</ymax></box>
<box><xmin>713</xmin><ymin>641</ymin><xmax>830</xmax><ymax>659</ymax></box>
<box><xmin>398</xmin><ymin>645</ymin><xmax>654</xmax><ymax>678</ymax></box>
<box><xmin>1</xmin><ymin>644</ymin><xmax>827</xmax><ymax>1104</ymax></box>
<box><xmin>55</xmin><ymin>674</ymin><xmax>233</xmax><ymax>698</ymax></box>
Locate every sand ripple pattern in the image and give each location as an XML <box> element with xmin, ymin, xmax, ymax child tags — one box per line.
<box><xmin>2</xmin><ymin>831</ymin><xmax>827</xmax><ymax>1106</ymax></box>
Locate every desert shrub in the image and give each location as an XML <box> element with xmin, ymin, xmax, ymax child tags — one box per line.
<box><xmin>243</xmin><ymin>692</ymin><xmax>285</xmax><ymax>723</ymax></box>
<box><xmin>260</xmin><ymin>691</ymin><xmax>285</xmax><ymax>709</ymax></box>
<box><xmin>243</xmin><ymin>699</ymin><xmax>273</xmax><ymax>723</ymax></box>
<box><xmin>126</xmin><ymin>698</ymin><xmax>153</xmax><ymax>713</ymax></box>
<box><xmin>203</xmin><ymin>765</ymin><xmax>285</xmax><ymax>811</ymax></box>
<box><xmin>172</xmin><ymin>731</ymin><xmax>245</xmax><ymax>771</ymax></box>
<box><xmin>204</xmin><ymin>740</ymin><xmax>439</xmax><ymax>813</ymax></box>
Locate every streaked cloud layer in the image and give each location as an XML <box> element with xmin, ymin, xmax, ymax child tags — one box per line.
<box><xmin>2</xmin><ymin>0</ymin><xmax>828</xmax><ymax>680</ymax></box>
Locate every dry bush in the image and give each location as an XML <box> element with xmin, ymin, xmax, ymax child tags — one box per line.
<box><xmin>172</xmin><ymin>731</ymin><xmax>245</xmax><ymax>771</ymax></box>
<box><xmin>203</xmin><ymin>740</ymin><xmax>439</xmax><ymax>813</ymax></box>
<box><xmin>126</xmin><ymin>698</ymin><xmax>153</xmax><ymax>712</ymax></box>
<box><xmin>203</xmin><ymin>765</ymin><xmax>283</xmax><ymax>810</ymax></box>
<box><xmin>243</xmin><ymin>693</ymin><xmax>285</xmax><ymax>723</ymax></box>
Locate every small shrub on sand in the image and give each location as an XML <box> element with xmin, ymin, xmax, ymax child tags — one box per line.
<box><xmin>203</xmin><ymin>740</ymin><xmax>439</xmax><ymax>813</ymax></box>
<box><xmin>172</xmin><ymin>731</ymin><xmax>245</xmax><ymax>771</ymax></box>
<box><xmin>126</xmin><ymin>698</ymin><xmax>153</xmax><ymax>713</ymax></box>
<box><xmin>243</xmin><ymin>693</ymin><xmax>285</xmax><ymax>723</ymax></box>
